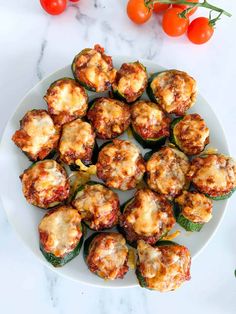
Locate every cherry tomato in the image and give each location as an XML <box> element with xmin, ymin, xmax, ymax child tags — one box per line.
<box><xmin>187</xmin><ymin>17</ymin><xmax>214</xmax><ymax>44</ymax></box>
<box><xmin>127</xmin><ymin>0</ymin><xmax>152</xmax><ymax>24</ymax></box>
<box><xmin>173</xmin><ymin>0</ymin><xmax>199</xmax><ymax>16</ymax></box>
<box><xmin>40</xmin><ymin>0</ymin><xmax>67</xmax><ymax>15</ymax></box>
<box><xmin>162</xmin><ymin>8</ymin><xmax>189</xmax><ymax>37</ymax></box>
<box><xmin>153</xmin><ymin>3</ymin><xmax>170</xmax><ymax>14</ymax></box>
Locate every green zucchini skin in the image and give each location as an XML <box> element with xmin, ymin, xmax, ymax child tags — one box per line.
<box><xmin>131</xmin><ymin>125</ymin><xmax>166</xmax><ymax>149</ymax></box>
<box><xmin>40</xmin><ymin>232</ymin><xmax>84</xmax><ymax>267</ymax></box>
<box><xmin>205</xmin><ymin>187</ymin><xmax>236</xmax><ymax>201</ymax></box>
<box><xmin>146</xmin><ymin>72</ymin><xmax>164</xmax><ymax>104</ymax></box>
<box><xmin>69</xmin><ymin>141</ymin><xmax>99</xmax><ymax>171</ymax></box>
<box><xmin>71</xmin><ymin>49</ymin><xmax>97</xmax><ymax>92</ymax></box>
<box><xmin>83</xmin><ymin>232</ymin><xmax>101</xmax><ymax>262</ymax></box>
<box><xmin>169</xmin><ymin>117</ymin><xmax>184</xmax><ymax>149</ymax></box>
<box><xmin>174</xmin><ymin>203</ymin><xmax>203</xmax><ymax>232</ymax></box>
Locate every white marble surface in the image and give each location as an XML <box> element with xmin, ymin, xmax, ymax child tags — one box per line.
<box><xmin>0</xmin><ymin>0</ymin><xmax>236</xmax><ymax>313</ymax></box>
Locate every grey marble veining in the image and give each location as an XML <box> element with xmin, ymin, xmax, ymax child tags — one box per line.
<box><xmin>0</xmin><ymin>0</ymin><xmax>236</xmax><ymax>313</ymax></box>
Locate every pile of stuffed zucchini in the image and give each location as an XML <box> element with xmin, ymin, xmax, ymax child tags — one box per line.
<box><xmin>12</xmin><ymin>44</ymin><xmax>236</xmax><ymax>292</ymax></box>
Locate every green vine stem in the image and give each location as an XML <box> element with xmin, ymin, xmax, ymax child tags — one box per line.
<box><xmin>147</xmin><ymin>0</ymin><xmax>232</xmax><ymax>18</ymax></box>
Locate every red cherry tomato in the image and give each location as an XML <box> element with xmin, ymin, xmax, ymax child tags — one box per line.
<box><xmin>153</xmin><ymin>3</ymin><xmax>170</xmax><ymax>14</ymax></box>
<box><xmin>40</xmin><ymin>0</ymin><xmax>67</xmax><ymax>15</ymax></box>
<box><xmin>127</xmin><ymin>0</ymin><xmax>152</xmax><ymax>24</ymax></box>
<box><xmin>162</xmin><ymin>8</ymin><xmax>189</xmax><ymax>37</ymax></box>
<box><xmin>173</xmin><ymin>0</ymin><xmax>199</xmax><ymax>16</ymax></box>
<box><xmin>187</xmin><ymin>17</ymin><xmax>214</xmax><ymax>44</ymax></box>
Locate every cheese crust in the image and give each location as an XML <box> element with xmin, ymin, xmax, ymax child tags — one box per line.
<box><xmin>59</xmin><ymin>119</ymin><xmax>95</xmax><ymax>166</ymax></box>
<box><xmin>21</xmin><ymin>160</ymin><xmax>70</xmax><ymax>208</ymax></box>
<box><xmin>120</xmin><ymin>188</ymin><xmax>175</xmax><ymax>244</ymax></box>
<box><xmin>173</xmin><ymin>114</ymin><xmax>209</xmax><ymax>155</ymax></box>
<box><xmin>175</xmin><ymin>191</ymin><xmax>213</xmax><ymax>223</ymax></box>
<box><xmin>72</xmin><ymin>183</ymin><xmax>120</xmax><ymax>230</ymax></box>
<box><xmin>131</xmin><ymin>100</ymin><xmax>170</xmax><ymax>140</ymax></box>
<box><xmin>39</xmin><ymin>205</ymin><xmax>83</xmax><ymax>258</ymax></box>
<box><xmin>97</xmin><ymin>139</ymin><xmax>146</xmax><ymax>190</ymax></box>
<box><xmin>87</xmin><ymin>97</ymin><xmax>131</xmax><ymax>139</ymax></box>
<box><xmin>187</xmin><ymin>154</ymin><xmax>236</xmax><ymax>197</ymax></box>
<box><xmin>44</xmin><ymin>78</ymin><xmax>88</xmax><ymax>127</ymax></box>
<box><xmin>112</xmin><ymin>62</ymin><xmax>148</xmax><ymax>103</ymax></box>
<box><xmin>86</xmin><ymin>233</ymin><xmax>129</xmax><ymax>280</ymax></box>
<box><xmin>72</xmin><ymin>44</ymin><xmax>116</xmax><ymax>92</ymax></box>
<box><xmin>146</xmin><ymin>146</ymin><xmax>190</xmax><ymax>197</ymax></box>
<box><xmin>137</xmin><ymin>240</ymin><xmax>191</xmax><ymax>292</ymax></box>
<box><xmin>12</xmin><ymin>110</ymin><xmax>59</xmax><ymax>161</ymax></box>
<box><xmin>150</xmin><ymin>70</ymin><xmax>197</xmax><ymax>115</ymax></box>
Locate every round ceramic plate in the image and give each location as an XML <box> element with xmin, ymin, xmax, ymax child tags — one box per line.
<box><xmin>0</xmin><ymin>57</ymin><xmax>229</xmax><ymax>288</ymax></box>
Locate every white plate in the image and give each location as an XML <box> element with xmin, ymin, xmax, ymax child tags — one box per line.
<box><xmin>0</xmin><ymin>57</ymin><xmax>229</xmax><ymax>288</ymax></box>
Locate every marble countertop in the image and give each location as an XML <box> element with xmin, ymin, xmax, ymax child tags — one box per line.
<box><xmin>0</xmin><ymin>0</ymin><xmax>236</xmax><ymax>313</ymax></box>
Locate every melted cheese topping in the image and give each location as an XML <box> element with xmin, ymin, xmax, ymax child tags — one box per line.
<box><xmin>137</xmin><ymin>240</ymin><xmax>191</xmax><ymax>292</ymax></box>
<box><xmin>87</xmin><ymin>233</ymin><xmax>128</xmax><ymax>280</ymax></box>
<box><xmin>87</xmin><ymin>98</ymin><xmax>130</xmax><ymax>139</ymax></box>
<box><xmin>39</xmin><ymin>206</ymin><xmax>82</xmax><ymax>257</ymax></box>
<box><xmin>150</xmin><ymin>70</ymin><xmax>197</xmax><ymax>115</ymax></box>
<box><xmin>97</xmin><ymin>139</ymin><xmax>146</xmax><ymax>190</ymax></box>
<box><xmin>188</xmin><ymin>154</ymin><xmax>236</xmax><ymax>196</ymax></box>
<box><xmin>124</xmin><ymin>189</ymin><xmax>175</xmax><ymax>237</ymax></box>
<box><xmin>74</xmin><ymin>46</ymin><xmax>116</xmax><ymax>92</ymax></box>
<box><xmin>174</xmin><ymin>114</ymin><xmax>209</xmax><ymax>155</ymax></box>
<box><xmin>21</xmin><ymin>160</ymin><xmax>69</xmax><ymax>208</ymax></box>
<box><xmin>131</xmin><ymin>100</ymin><xmax>170</xmax><ymax>139</ymax></box>
<box><xmin>146</xmin><ymin>147</ymin><xmax>190</xmax><ymax>197</ymax></box>
<box><xmin>59</xmin><ymin>119</ymin><xmax>95</xmax><ymax>165</ymax></box>
<box><xmin>175</xmin><ymin>191</ymin><xmax>213</xmax><ymax>223</ymax></box>
<box><xmin>73</xmin><ymin>184</ymin><xmax>119</xmax><ymax>229</ymax></box>
<box><xmin>12</xmin><ymin>110</ymin><xmax>59</xmax><ymax>160</ymax></box>
<box><xmin>45</xmin><ymin>79</ymin><xmax>87</xmax><ymax>117</ymax></box>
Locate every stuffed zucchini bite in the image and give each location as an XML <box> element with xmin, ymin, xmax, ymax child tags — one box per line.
<box><xmin>131</xmin><ymin>100</ymin><xmax>171</xmax><ymax>148</ymax></box>
<box><xmin>72</xmin><ymin>181</ymin><xmax>120</xmax><ymax>230</ymax></box>
<box><xmin>112</xmin><ymin>61</ymin><xmax>148</xmax><ymax>103</ymax></box>
<box><xmin>39</xmin><ymin>205</ymin><xmax>84</xmax><ymax>267</ymax></box>
<box><xmin>136</xmin><ymin>240</ymin><xmax>191</xmax><ymax>292</ymax></box>
<box><xmin>21</xmin><ymin>160</ymin><xmax>70</xmax><ymax>209</ymax></box>
<box><xmin>187</xmin><ymin>154</ymin><xmax>236</xmax><ymax>200</ymax></box>
<box><xmin>44</xmin><ymin>78</ymin><xmax>88</xmax><ymax>127</ymax></box>
<box><xmin>12</xmin><ymin>109</ymin><xmax>59</xmax><ymax>161</ymax></box>
<box><xmin>175</xmin><ymin>191</ymin><xmax>213</xmax><ymax>232</ymax></box>
<box><xmin>84</xmin><ymin>232</ymin><xmax>129</xmax><ymax>280</ymax></box>
<box><xmin>96</xmin><ymin>139</ymin><xmax>146</xmax><ymax>190</ymax></box>
<box><xmin>71</xmin><ymin>44</ymin><xmax>116</xmax><ymax>92</ymax></box>
<box><xmin>147</xmin><ymin>70</ymin><xmax>197</xmax><ymax>116</ymax></box>
<box><xmin>119</xmin><ymin>188</ymin><xmax>175</xmax><ymax>246</ymax></box>
<box><xmin>58</xmin><ymin>118</ymin><xmax>96</xmax><ymax>170</ymax></box>
<box><xmin>87</xmin><ymin>97</ymin><xmax>131</xmax><ymax>139</ymax></box>
<box><xmin>170</xmin><ymin>114</ymin><xmax>209</xmax><ymax>155</ymax></box>
<box><xmin>146</xmin><ymin>146</ymin><xmax>190</xmax><ymax>198</ymax></box>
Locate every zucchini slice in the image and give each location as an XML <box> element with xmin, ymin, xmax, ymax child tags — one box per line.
<box><xmin>58</xmin><ymin>118</ymin><xmax>97</xmax><ymax>170</ymax></box>
<box><xmin>44</xmin><ymin>77</ymin><xmax>88</xmax><ymax>127</ymax></box>
<box><xmin>39</xmin><ymin>205</ymin><xmax>85</xmax><ymax>267</ymax></box>
<box><xmin>170</xmin><ymin>114</ymin><xmax>209</xmax><ymax>155</ymax></box>
<box><xmin>119</xmin><ymin>188</ymin><xmax>175</xmax><ymax>247</ymax></box>
<box><xmin>87</xmin><ymin>97</ymin><xmax>131</xmax><ymax>139</ymax></box>
<box><xmin>147</xmin><ymin>70</ymin><xmax>197</xmax><ymax>116</ymax></box>
<box><xmin>112</xmin><ymin>61</ymin><xmax>148</xmax><ymax>103</ymax></box>
<box><xmin>146</xmin><ymin>146</ymin><xmax>190</xmax><ymax>198</ymax></box>
<box><xmin>83</xmin><ymin>232</ymin><xmax>129</xmax><ymax>280</ymax></box>
<box><xmin>187</xmin><ymin>154</ymin><xmax>236</xmax><ymax>200</ymax></box>
<box><xmin>96</xmin><ymin>139</ymin><xmax>146</xmax><ymax>190</ymax></box>
<box><xmin>72</xmin><ymin>181</ymin><xmax>120</xmax><ymax>231</ymax></box>
<box><xmin>12</xmin><ymin>109</ymin><xmax>59</xmax><ymax>162</ymax></box>
<box><xmin>136</xmin><ymin>240</ymin><xmax>191</xmax><ymax>292</ymax></box>
<box><xmin>131</xmin><ymin>100</ymin><xmax>170</xmax><ymax>149</ymax></box>
<box><xmin>71</xmin><ymin>45</ymin><xmax>116</xmax><ymax>92</ymax></box>
<box><xmin>21</xmin><ymin>160</ymin><xmax>70</xmax><ymax>209</ymax></box>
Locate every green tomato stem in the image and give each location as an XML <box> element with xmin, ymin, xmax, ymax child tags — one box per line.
<box><xmin>150</xmin><ymin>0</ymin><xmax>232</xmax><ymax>18</ymax></box>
